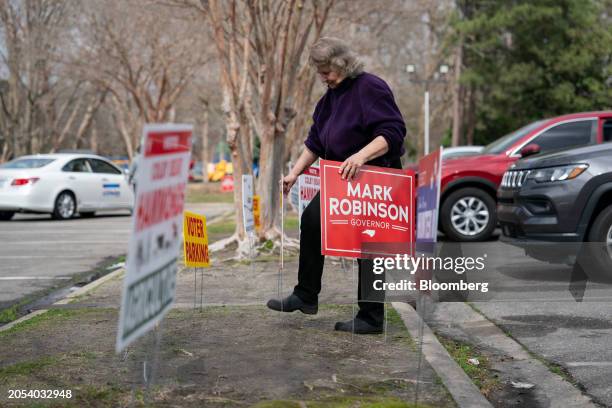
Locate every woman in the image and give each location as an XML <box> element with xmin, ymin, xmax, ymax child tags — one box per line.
<box><xmin>267</xmin><ymin>37</ymin><xmax>406</xmax><ymax>334</ymax></box>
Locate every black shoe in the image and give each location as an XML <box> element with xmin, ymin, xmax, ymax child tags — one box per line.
<box><xmin>334</xmin><ymin>318</ymin><xmax>383</xmax><ymax>334</ymax></box>
<box><xmin>266</xmin><ymin>294</ymin><xmax>318</xmax><ymax>315</ymax></box>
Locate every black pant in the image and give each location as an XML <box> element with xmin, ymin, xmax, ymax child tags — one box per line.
<box><xmin>293</xmin><ymin>192</ymin><xmax>384</xmax><ymax>326</ymax></box>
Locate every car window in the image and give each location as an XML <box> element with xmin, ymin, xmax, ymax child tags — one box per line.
<box><xmin>603</xmin><ymin>119</ymin><xmax>612</xmax><ymax>142</ymax></box>
<box><xmin>481</xmin><ymin>120</ymin><xmax>545</xmax><ymax>154</ymax></box>
<box><xmin>62</xmin><ymin>159</ymin><xmax>92</xmax><ymax>173</ymax></box>
<box><xmin>1</xmin><ymin>158</ymin><xmax>56</xmax><ymax>169</ymax></box>
<box><xmin>531</xmin><ymin>120</ymin><xmax>596</xmax><ymax>153</ymax></box>
<box><xmin>89</xmin><ymin>159</ymin><xmax>122</xmax><ymax>175</ymax></box>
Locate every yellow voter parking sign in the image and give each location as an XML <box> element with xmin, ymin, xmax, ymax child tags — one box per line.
<box><xmin>183</xmin><ymin>211</ymin><xmax>210</xmax><ymax>267</ymax></box>
<box><xmin>253</xmin><ymin>195</ymin><xmax>261</xmax><ymax>233</ymax></box>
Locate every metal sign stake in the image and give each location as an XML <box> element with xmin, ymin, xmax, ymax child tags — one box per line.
<box><xmin>279</xmin><ymin>179</ymin><xmax>284</xmax><ymax>314</ymax></box>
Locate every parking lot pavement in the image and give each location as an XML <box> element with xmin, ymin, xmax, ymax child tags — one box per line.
<box><xmin>0</xmin><ymin>203</ymin><xmax>230</xmax><ymax>309</ymax></box>
<box><xmin>429</xmin><ymin>240</ymin><xmax>612</xmax><ymax>407</ymax></box>
<box><xmin>475</xmin><ymin>296</ymin><xmax>612</xmax><ymax>406</ymax></box>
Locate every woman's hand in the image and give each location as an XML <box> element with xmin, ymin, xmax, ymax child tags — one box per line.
<box><xmin>282</xmin><ymin>173</ymin><xmax>298</xmax><ymax>195</ymax></box>
<box><xmin>339</xmin><ymin>152</ymin><xmax>367</xmax><ymax>181</ymax></box>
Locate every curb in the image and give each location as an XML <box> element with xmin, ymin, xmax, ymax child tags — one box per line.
<box><xmin>0</xmin><ymin>267</ymin><xmax>124</xmax><ymax>333</ymax></box>
<box><xmin>392</xmin><ymin>302</ymin><xmax>493</xmax><ymax>408</ymax></box>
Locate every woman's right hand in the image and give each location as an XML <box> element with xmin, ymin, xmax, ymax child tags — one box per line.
<box><xmin>282</xmin><ymin>173</ymin><xmax>298</xmax><ymax>195</ymax></box>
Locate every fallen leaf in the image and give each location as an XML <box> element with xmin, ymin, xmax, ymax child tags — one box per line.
<box><xmin>511</xmin><ymin>381</ymin><xmax>535</xmax><ymax>389</ymax></box>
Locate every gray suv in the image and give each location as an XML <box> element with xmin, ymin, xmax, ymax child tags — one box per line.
<box><xmin>497</xmin><ymin>142</ymin><xmax>612</xmax><ymax>277</ymax></box>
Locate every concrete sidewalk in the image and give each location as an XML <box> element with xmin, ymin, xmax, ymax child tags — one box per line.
<box><xmin>0</xmin><ymin>257</ymin><xmax>457</xmax><ymax>407</ymax></box>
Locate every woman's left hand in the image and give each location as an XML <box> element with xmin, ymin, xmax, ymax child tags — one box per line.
<box><xmin>339</xmin><ymin>152</ymin><xmax>367</xmax><ymax>181</ymax></box>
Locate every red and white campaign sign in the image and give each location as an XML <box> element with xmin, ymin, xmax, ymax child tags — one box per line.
<box><xmin>116</xmin><ymin>124</ymin><xmax>192</xmax><ymax>352</ymax></box>
<box><xmin>298</xmin><ymin>166</ymin><xmax>320</xmax><ymax>223</ymax></box>
<box><xmin>320</xmin><ymin>159</ymin><xmax>415</xmax><ymax>258</ymax></box>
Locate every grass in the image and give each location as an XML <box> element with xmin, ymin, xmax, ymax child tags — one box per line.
<box><xmin>207</xmin><ymin>220</ymin><xmax>238</xmax><ymax>235</ymax></box>
<box><xmin>0</xmin><ymin>304</ymin><xmax>19</xmax><ymax>324</ymax></box>
<box><xmin>254</xmin><ymin>397</ymin><xmax>436</xmax><ymax>408</ymax></box>
<box><xmin>206</xmin><ymin>215</ymin><xmax>300</xmax><ymax>236</ymax></box>
<box><xmin>436</xmin><ymin>335</ymin><xmax>499</xmax><ymax>396</ymax></box>
<box><xmin>186</xmin><ymin>190</ymin><xmax>234</xmax><ymax>203</ymax></box>
<box><xmin>386</xmin><ymin>307</ymin><xmax>417</xmax><ymax>350</ymax></box>
<box><xmin>0</xmin><ymin>307</ymin><xmax>105</xmax><ymax>338</ymax></box>
<box><xmin>284</xmin><ymin>215</ymin><xmax>299</xmax><ymax>230</ymax></box>
<box><xmin>0</xmin><ymin>356</ymin><xmax>59</xmax><ymax>379</ymax></box>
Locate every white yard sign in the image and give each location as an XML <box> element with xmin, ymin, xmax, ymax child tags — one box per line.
<box><xmin>116</xmin><ymin>124</ymin><xmax>192</xmax><ymax>352</ymax></box>
<box><xmin>242</xmin><ymin>175</ymin><xmax>254</xmax><ymax>236</ymax></box>
<box><xmin>298</xmin><ymin>166</ymin><xmax>320</xmax><ymax>225</ymax></box>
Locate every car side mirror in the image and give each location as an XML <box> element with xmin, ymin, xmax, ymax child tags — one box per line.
<box><xmin>520</xmin><ymin>144</ymin><xmax>540</xmax><ymax>158</ymax></box>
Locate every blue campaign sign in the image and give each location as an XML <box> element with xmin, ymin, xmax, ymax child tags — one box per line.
<box><xmin>416</xmin><ymin>148</ymin><xmax>443</xmax><ymax>247</ymax></box>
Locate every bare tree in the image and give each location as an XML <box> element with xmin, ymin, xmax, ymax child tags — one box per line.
<box><xmin>0</xmin><ymin>0</ymin><xmax>88</xmax><ymax>159</ymax></box>
<box><xmin>71</xmin><ymin>0</ymin><xmax>208</xmax><ymax>159</ymax></box>
<box><xmin>173</xmin><ymin>0</ymin><xmax>334</xmax><ymax>255</ymax></box>
<box><xmin>246</xmin><ymin>0</ymin><xmax>334</xmax><ymax>241</ymax></box>
<box><xmin>331</xmin><ymin>0</ymin><xmax>456</xmax><ymax>158</ymax></box>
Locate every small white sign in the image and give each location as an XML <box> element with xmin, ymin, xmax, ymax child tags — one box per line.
<box><xmin>116</xmin><ymin>123</ymin><xmax>192</xmax><ymax>353</ymax></box>
<box><xmin>242</xmin><ymin>175</ymin><xmax>254</xmax><ymax>236</ymax></box>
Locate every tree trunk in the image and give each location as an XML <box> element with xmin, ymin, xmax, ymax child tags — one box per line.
<box><xmin>416</xmin><ymin>88</ymin><xmax>425</xmax><ymax>159</ymax></box>
<box><xmin>72</xmin><ymin>94</ymin><xmax>104</xmax><ymax>149</ymax></box>
<box><xmin>50</xmin><ymin>103</ymin><xmax>80</xmax><ymax>153</ymax></box>
<box><xmin>201</xmin><ymin>102</ymin><xmax>209</xmax><ymax>184</ymax></box>
<box><xmin>257</xmin><ymin>126</ymin><xmax>285</xmax><ymax>239</ymax></box>
<box><xmin>1</xmin><ymin>143</ymin><xmax>10</xmax><ymax>163</ymax></box>
<box><xmin>229</xmin><ymin>112</ymin><xmax>253</xmax><ymax>255</ymax></box>
<box><xmin>110</xmin><ymin>93</ymin><xmax>136</xmax><ymax>159</ymax></box>
<box><xmin>466</xmin><ymin>86</ymin><xmax>476</xmax><ymax>145</ymax></box>
<box><xmin>451</xmin><ymin>42</ymin><xmax>463</xmax><ymax>147</ymax></box>
<box><xmin>90</xmin><ymin>122</ymin><xmax>98</xmax><ymax>153</ymax></box>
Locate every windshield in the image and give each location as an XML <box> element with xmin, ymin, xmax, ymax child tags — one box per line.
<box><xmin>0</xmin><ymin>158</ymin><xmax>56</xmax><ymax>169</ymax></box>
<box><xmin>481</xmin><ymin>120</ymin><xmax>546</xmax><ymax>155</ymax></box>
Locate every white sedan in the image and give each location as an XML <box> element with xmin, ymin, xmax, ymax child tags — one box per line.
<box><xmin>0</xmin><ymin>154</ymin><xmax>134</xmax><ymax>220</ymax></box>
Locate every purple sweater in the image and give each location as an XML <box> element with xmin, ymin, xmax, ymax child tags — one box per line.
<box><xmin>304</xmin><ymin>72</ymin><xmax>406</xmax><ymax>167</ymax></box>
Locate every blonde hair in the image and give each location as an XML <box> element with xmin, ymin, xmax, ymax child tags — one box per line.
<box><xmin>309</xmin><ymin>37</ymin><xmax>364</xmax><ymax>78</ymax></box>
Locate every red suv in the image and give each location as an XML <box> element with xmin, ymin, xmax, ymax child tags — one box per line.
<box><xmin>439</xmin><ymin>111</ymin><xmax>612</xmax><ymax>242</ymax></box>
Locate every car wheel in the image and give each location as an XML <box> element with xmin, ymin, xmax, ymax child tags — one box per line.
<box><xmin>53</xmin><ymin>191</ymin><xmax>76</xmax><ymax>220</ymax></box>
<box><xmin>0</xmin><ymin>211</ymin><xmax>15</xmax><ymax>221</ymax></box>
<box><xmin>80</xmin><ymin>211</ymin><xmax>96</xmax><ymax>218</ymax></box>
<box><xmin>580</xmin><ymin>205</ymin><xmax>612</xmax><ymax>280</ymax></box>
<box><xmin>440</xmin><ymin>187</ymin><xmax>497</xmax><ymax>242</ymax></box>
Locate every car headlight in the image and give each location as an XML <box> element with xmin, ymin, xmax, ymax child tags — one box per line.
<box><xmin>528</xmin><ymin>164</ymin><xmax>588</xmax><ymax>183</ymax></box>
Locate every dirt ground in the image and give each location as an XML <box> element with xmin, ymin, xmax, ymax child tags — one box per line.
<box><xmin>0</xmin><ymin>255</ymin><xmax>456</xmax><ymax>407</ymax></box>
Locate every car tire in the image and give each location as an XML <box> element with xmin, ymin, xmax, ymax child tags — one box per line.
<box><xmin>579</xmin><ymin>205</ymin><xmax>612</xmax><ymax>281</ymax></box>
<box><xmin>80</xmin><ymin>211</ymin><xmax>96</xmax><ymax>218</ymax></box>
<box><xmin>440</xmin><ymin>187</ymin><xmax>497</xmax><ymax>242</ymax></box>
<box><xmin>0</xmin><ymin>211</ymin><xmax>15</xmax><ymax>221</ymax></box>
<box><xmin>52</xmin><ymin>191</ymin><xmax>76</xmax><ymax>220</ymax></box>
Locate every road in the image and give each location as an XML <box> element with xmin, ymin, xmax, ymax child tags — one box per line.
<box><xmin>0</xmin><ymin>203</ymin><xmax>229</xmax><ymax>310</ymax></box>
